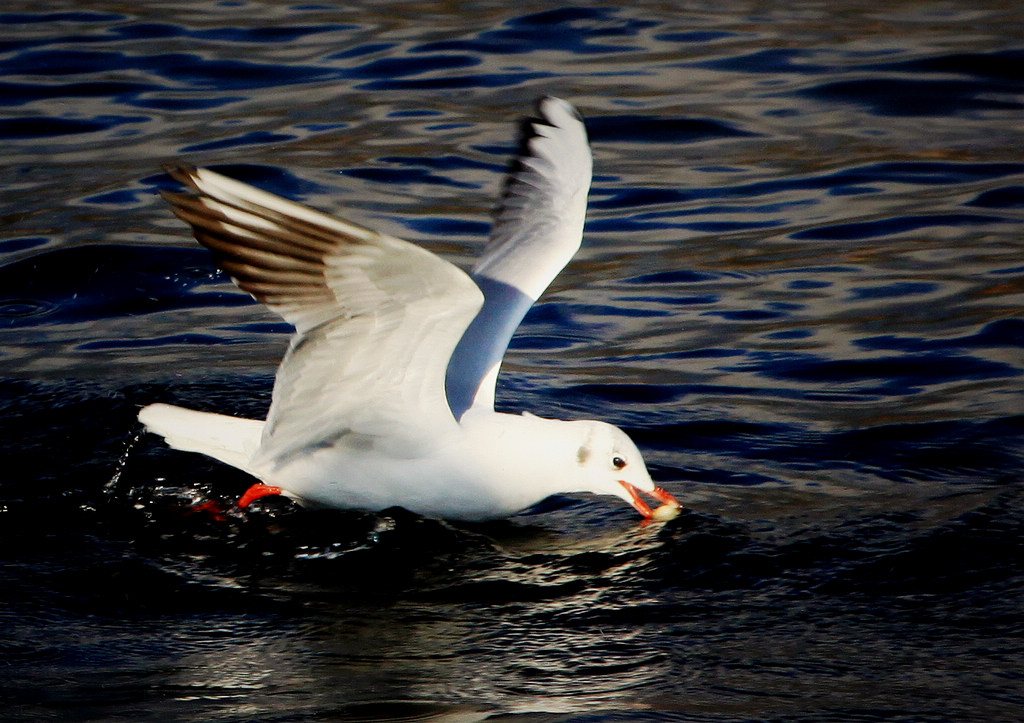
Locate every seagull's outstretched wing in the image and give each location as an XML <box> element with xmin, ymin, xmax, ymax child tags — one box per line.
<box><xmin>445</xmin><ymin>97</ymin><xmax>593</xmax><ymax>418</ymax></box>
<box><xmin>162</xmin><ymin>165</ymin><xmax>483</xmax><ymax>465</ymax></box>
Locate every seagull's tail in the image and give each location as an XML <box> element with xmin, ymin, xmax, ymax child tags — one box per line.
<box><xmin>138</xmin><ymin>403</ymin><xmax>264</xmax><ymax>475</ymax></box>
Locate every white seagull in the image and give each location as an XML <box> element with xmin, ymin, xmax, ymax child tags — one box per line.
<box><xmin>139</xmin><ymin>97</ymin><xmax>680</xmax><ymax>522</ymax></box>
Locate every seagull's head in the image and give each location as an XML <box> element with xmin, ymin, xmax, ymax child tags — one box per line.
<box><xmin>571</xmin><ymin>420</ymin><xmax>682</xmax><ymax>520</ymax></box>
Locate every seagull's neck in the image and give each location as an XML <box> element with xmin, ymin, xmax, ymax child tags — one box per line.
<box><xmin>458</xmin><ymin>409</ymin><xmax>590</xmax><ymax>509</ymax></box>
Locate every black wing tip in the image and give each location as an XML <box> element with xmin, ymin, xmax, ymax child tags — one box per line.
<box><xmin>534</xmin><ymin>95</ymin><xmax>584</xmax><ymax>124</ymax></box>
<box><xmin>494</xmin><ymin>97</ymin><xmax>586</xmax><ymax>212</ymax></box>
<box><xmin>509</xmin><ymin>97</ymin><xmax>585</xmax><ymax>167</ymax></box>
<box><xmin>523</xmin><ymin>96</ymin><xmax>586</xmax><ymax>149</ymax></box>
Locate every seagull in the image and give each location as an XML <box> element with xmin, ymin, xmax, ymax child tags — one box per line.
<box><xmin>138</xmin><ymin>97</ymin><xmax>681</xmax><ymax>522</ymax></box>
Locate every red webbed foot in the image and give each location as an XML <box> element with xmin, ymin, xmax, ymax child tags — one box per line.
<box><xmin>238</xmin><ymin>483</ymin><xmax>284</xmax><ymax>509</ymax></box>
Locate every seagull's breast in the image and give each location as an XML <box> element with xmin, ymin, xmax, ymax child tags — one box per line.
<box><xmin>255</xmin><ymin>418</ymin><xmax>539</xmax><ymax>520</ymax></box>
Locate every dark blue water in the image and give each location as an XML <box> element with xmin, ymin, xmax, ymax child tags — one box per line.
<box><xmin>2</xmin><ymin>3</ymin><xmax>1023</xmax><ymax>722</ymax></box>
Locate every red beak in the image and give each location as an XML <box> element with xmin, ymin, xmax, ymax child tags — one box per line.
<box><xmin>619</xmin><ymin>482</ymin><xmax>682</xmax><ymax>519</ymax></box>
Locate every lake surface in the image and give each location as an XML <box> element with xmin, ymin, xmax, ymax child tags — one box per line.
<box><xmin>1</xmin><ymin>2</ymin><xmax>1023</xmax><ymax>721</ymax></box>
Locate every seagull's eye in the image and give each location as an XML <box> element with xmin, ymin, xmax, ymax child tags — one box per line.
<box><xmin>612</xmin><ymin>456</ymin><xmax>627</xmax><ymax>470</ymax></box>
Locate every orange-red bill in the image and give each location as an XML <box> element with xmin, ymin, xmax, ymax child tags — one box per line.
<box><xmin>619</xmin><ymin>481</ymin><xmax>682</xmax><ymax>519</ymax></box>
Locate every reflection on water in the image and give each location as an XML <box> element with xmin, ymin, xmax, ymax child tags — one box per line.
<box><xmin>1</xmin><ymin>1</ymin><xmax>1023</xmax><ymax>721</ymax></box>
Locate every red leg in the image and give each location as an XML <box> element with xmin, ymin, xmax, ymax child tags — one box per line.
<box><xmin>238</xmin><ymin>483</ymin><xmax>283</xmax><ymax>509</ymax></box>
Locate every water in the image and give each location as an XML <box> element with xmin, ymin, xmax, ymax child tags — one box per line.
<box><xmin>2</xmin><ymin>2</ymin><xmax>1023</xmax><ymax>721</ymax></box>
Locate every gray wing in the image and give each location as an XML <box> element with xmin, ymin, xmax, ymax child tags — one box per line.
<box><xmin>162</xmin><ymin>165</ymin><xmax>483</xmax><ymax>464</ymax></box>
<box><xmin>445</xmin><ymin>97</ymin><xmax>593</xmax><ymax>418</ymax></box>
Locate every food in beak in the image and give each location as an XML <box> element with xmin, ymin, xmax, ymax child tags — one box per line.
<box><xmin>619</xmin><ymin>481</ymin><xmax>682</xmax><ymax>520</ymax></box>
<box><xmin>650</xmin><ymin>503</ymin><xmax>681</xmax><ymax>521</ymax></box>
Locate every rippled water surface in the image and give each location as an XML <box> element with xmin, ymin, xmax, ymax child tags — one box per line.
<box><xmin>2</xmin><ymin>2</ymin><xmax>1023</xmax><ymax>721</ymax></box>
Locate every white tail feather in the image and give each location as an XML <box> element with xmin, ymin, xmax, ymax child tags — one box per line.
<box><xmin>138</xmin><ymin>403</ymin><xmax>264</xmax><ymax>475</ymax></box>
